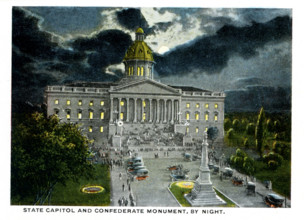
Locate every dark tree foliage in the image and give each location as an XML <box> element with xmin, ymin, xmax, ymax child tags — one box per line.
<box><xmin>11</xmin><ymin>112</ymin><xmax>94</xmax><ymax>205</ymax></box>
<box><xmin>255</xmin><ymin>107</ymin><xmax>266</xmax><ymax>158</ymax></box>
<box><xmin>207</xmin><ymin>127</ymin><xmax>219</xmax><ymax>148</ymax></box>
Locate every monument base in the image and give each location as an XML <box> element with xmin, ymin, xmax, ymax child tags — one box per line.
<box><xmin>112</xmin><ymin>135</ymin><xmax>122</xmax><ymax>148</ymax></box>
<box><xmin>185</xmin><ymin>180</ymin><xmax>226</xmax><ymax>207</ymax></box>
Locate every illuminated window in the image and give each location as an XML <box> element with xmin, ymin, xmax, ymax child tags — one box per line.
<box><xmin>186</xmin><ymin>113</ymin><xmax>190</xmax><ymax>120</ymax></box>
<box><xmin>100</xmin><ymin>112</ymin><xmax>104</xmax><ymax>119</ymax></box>
<box><xmin>78</xmin><ymin>112</ymin><xmax>82</xmax><ymax>119</ymax></box>
<box><xmin>214</xmin><ymin>114</ymin><xmax>218</xmax><ymax>122</ymax></box>
<box><xmin>195</xmin><ymin>113</ymin><xmax>199</xmax><ymax>120</ymax></box>
<box><xmin>128</xmin><ymin>67</ymin><xmax>131</xmax><ymax>76</ymax></box>
<box><xmin>120</xmin><ymin>113</ymin><xmax>124</xmax><ymax>120</ymax></box>
<box><xmin>100</xmin><ymin>126</ymin><xmax>104</xmax><ymax>133</ymax></box>
<box><xmin>205</xmin><ymin>103</ymin><xmax>209</xmax><ymax>109</ymax></box>
<box><xmin>205</xmin><ymin>113</ymin><xmax>209</xmax><ymax>121</ymax></box>
<box><xmin>66</xmin><ymin>100</ymin><xmax>71</xmax><ymax>105</ymax></box>
<box><xmin>78</xmin><ymin>100</ymin><xmax>82</xmax><ymax>106</ymax></box>
<box><xmin>143</xmin><ymin>100</ymin><xmax>146</xmax><ymax>107</ymax></box>
<box><xmin>141</xmin><ymin>67</ymin><xmax>144</xmax><ymax>76</ymax></box>
<box><xmin>137</xmin><ymin>67</ymin><xmax>140</xmax><ymax>76</ymax></box>
<box><xmin>89</xmin><ymin>101</ymin><xmax>94</xmax><ymax>106</ymax></box>
<box><xmin>186</xmin><ymin>127</ymin><xmax>189</xmax><ymax>134</ymax></box>
<box><xmin>89</xmin><ymin>111</ymin><xmax>93</xmax><ymax>119</ymax></box>
<box><xmin>143</xmin><ymin>113</ymin><xmax>146</xmax><ymax>120</ymax></box>
<box><xmin>186</xmin><ymin>103</ymin><xmax>190</xmax><ymax>108</ymax></box>
<box><xmin>89</xmin><ymin>126</ymin><xmax>93</xmax><ymax>133</ymax></box>
<box><xmin>120</xmin><ymin>101</ymin><xmax>124</xmax><ymax>106</ymax></box>
<box><xmin>215</xmin><ymin>103</ymin><xmax>218</xmax><ymax>109</ymax></box>
<box><xmin>196</xmin><ymin>127</ymin><xmax>199</xmax><ymax>133</ymax></box>
<box><xmin>55</xmin><ymin>99</ymin><xmax>59</xmax><ymax>105</ymax></box>
<box><xmin>66</xmin><ymin>110</ymin><xmax>71</xmax><ymax>119</ymax></box>
<box><xmin>205</xmin><ymin>127</ymin><xmax>208</xmax><ymax>132</ymax></box>
<box><xmin>100</xmin><ymin>101</ymin><xmax>104</xmax><ymax>106</ymax></box>
<box><xmin>196</xmin><ymin>103</ymin><xmax>200</xmax><ymax>108</ymax></box>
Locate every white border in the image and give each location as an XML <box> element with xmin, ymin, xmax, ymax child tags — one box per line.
<box><xmin>1</xmin><ymin>1</ymin><xmax>303</xmax><ymax>220</ymax></box>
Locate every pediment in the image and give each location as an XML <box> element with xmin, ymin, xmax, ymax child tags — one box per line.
<box><xmin>110</xmin><ymin>79</ymin><xmax>181</xmax><ymax>95</ymax></box>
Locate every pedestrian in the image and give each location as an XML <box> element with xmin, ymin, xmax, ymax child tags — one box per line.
<box><xmin>220</xmin><ymin>172</ymin><xmax>223</xmax><ymax>181</ymax></box>
<box><xmin>118</xmin><ymin>198</ymin><xmax>122</xmax><ymax>206</ymax></box>
<box><xmin>128</xmin><ymin>184</ymin><xmax>131</xmax><ymax>192</ymax></box>
<box><xmin>121</xmin><ymin>196</ymin><xmax>125</xmax><ymax>206</ymax></box>
<box><xmin>124</xmin><ymin>198</ymin><xmax>128</xmax><ymax>206</ymax></box>
<box><xmin>122</xmin><ymin>183</ymin><xmax>125</xmax><ymax>191</ymax></box>
<box><xmin>167</xmin><ymin>151</ymin><xmax>169</xmax><ymax>157</ymax></box>
<box><xmin>131</xmin><ymin>200</ymin><xmax>136</xmax><ymax>206</ymax></box>
<box><xmin>119</xmin><ymin>172</ymin><xmax>122</xmax><ymax>180</ymax></box>
<box><xmin>127</xmin><ymin>178</ymin><xmax>130</xmax><ymax>185</ymax></box>
<box><xmin>164</xmin><ymin>151</ymin><xmax>166</xmax><ymax>157</ymax></box>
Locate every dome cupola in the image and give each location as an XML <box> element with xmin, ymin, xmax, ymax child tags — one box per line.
<box><xmin>123</xmin><ymin>28</ymin><xmax>155</xmax><ymax>80</ymax></box>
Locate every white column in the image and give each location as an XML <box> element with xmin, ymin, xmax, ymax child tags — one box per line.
<box><xmin>110</xmin><ymin>98</ymin><xmax>114</xmax><ymax>123</ymax></box>
<box><xmin>126</xmin><ymin>98</ymin><xmax>129</xmax><ymax>122</ymax></box>
<box><xmin>133</xmin><ymin>98</ymin><xmax>137</xmax><ymax>123</ymax></box>
<box><xmin>141</xmin><ymin>98</ymin><xmax>144</xmax><ymax>122</ymax></box>
<box><xmin>171</xmin><ymin>99</ymin><xmax>174</xmax><ymax>123</ymax></box>
<box><xmin>156</xmin><ymin>99</ymin><xmax>160</xmax><ymax>123</ymax></box>
<box><xmin>118</xmin><ymin>98</ymin><xmax>121</xmax><ymax>121</ymax></box>
<box><xmin>149</xmin><ymin>99</ymin><xmax>152</xmax><ymax>123</ymax></box>
<box><xmin>163</xmin><ymin>99</ymin><xmax>167</xmax><ymax>123</ymax></box>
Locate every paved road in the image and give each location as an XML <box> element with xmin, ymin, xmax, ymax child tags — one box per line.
<box><xmin>109</xmin><ymin>150</ymin><xmax>291</xmax><ymax>207</ymax></box>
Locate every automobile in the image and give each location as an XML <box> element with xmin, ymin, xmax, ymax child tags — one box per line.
<box><xmin>232</xmin><ymin>176</ymin><xmax>243</xmax><ymax>186</ymax></box>
<box><xmin>167</xmin><ymin>164</ymin><xmax>183</xmax><ymax>171</ymax></box>
<box><xmin>128</xmin><ymin>166</ymin><xmax>147</xmax><ymax>174</ymax></box>
<box><xmin>127</xmin><ymin>156</ymin><xmax>143</xmax><ymax>165</ymax></box>
<box><xmin>223</xmin><ymin>167</ymin><xmax>233</xmax><ymax>178</ymax></box>
<box><xmin>213</xmin><ymin>165</ymin><xmax>219</xmax><ymax>174</ymax></box>
<box><xmin>264</xmin><ymin>193</ymin><xmax>284</xmax><ymax>207</ymax></box>
<box><xmin>135</xmin><ymin>169</ymin><xmax>149</xmax><ymax>181</ymax></box>
<box><xmin>170</xmin><ymin>173</ymin><xmax>188</xmax><ymax>181</ymax></box>
<box><xmin>246</xmin><ymin>182</ymin><xmax>256</xmax><ymax>196</ymax></box>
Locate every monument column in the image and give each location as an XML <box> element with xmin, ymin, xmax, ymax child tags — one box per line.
<box><xmin>156</xmin><ymin>99</ymin><xmax>160</xmax><ymax>123</ymax></box>
<box><xmin>185</xmin><ymin>131</ymin><xmax>226</xmax><ymax>206</ymax></box>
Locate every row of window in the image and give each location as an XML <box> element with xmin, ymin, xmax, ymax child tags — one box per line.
<box><xmin>185</xmin><ymin>112</ymin><xmax>218</xmax><ymax>121</ymax></box>
<box><xmin>186</xmin><ymin>127</ymin><xmax>209</xmax><ymax>134</ymax></box>
<box><xmin>127</xmin><ymin>66</ymin><xmax>152</xmax><ymax>76</ymax></box>
<box><xmin>88</xmin><ymin>126</ymin><xmax>104</xmax><ymax>133</ymax></box>
<box><xmin>186</xmin><ymin>103</ymin><xmax>218</xmax><ymax>109</ymax></box>
<box><xmin>55</xmin><ymin>99</ymin><xmax>105</xmax><ymax>106</ymax></box>
<box><xmin>62</xmin><ymin>110</ymin><xmax>105</xmax><ymax>120</ymax></box>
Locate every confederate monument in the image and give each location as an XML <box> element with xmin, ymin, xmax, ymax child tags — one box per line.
<box><xmin>185</xmin><ymin>131</ymin><xmax>226</xmax><ymax>206</ymax></box>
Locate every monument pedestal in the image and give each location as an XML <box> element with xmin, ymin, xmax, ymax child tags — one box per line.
<box><xmin>112</xmin><ymin>135</ymin><xmax>122</xmax><ymax>148</ymax></box>
<box><xmin>185</xmin><ymin>131</ymin><xmax>226</xmax><ymax>207</ymax></box>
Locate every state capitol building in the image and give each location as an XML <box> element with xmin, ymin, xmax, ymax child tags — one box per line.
<box><xmin>45</xmin><ymin>28</ymin><xmax>225</xmax><ymax>147</ymax></box>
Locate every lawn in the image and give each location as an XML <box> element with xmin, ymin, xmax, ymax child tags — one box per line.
<box><xmin>169</xmin><ymin>181</ymin><xmax>236</xmax><ymax>207</ymax></box>
<box><xmin>50</xmin><ymin>164</ymin><xmax>111</xmax><ymax>206</ymax></box>
<box><xmin>11</xmin><ymin>164</ymin><xmax>111</xmax><ymax>206</ymax></box>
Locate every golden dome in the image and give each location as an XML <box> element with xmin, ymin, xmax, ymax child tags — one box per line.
<box><xmin>136</xmin><ymin>27</ymin><xmax>144</xmax><ymax>33</ymax></box>
<box><xmin>123</xmin><ymin>28</ymin><xmax>154</xmax><ymax>62</ymax></box>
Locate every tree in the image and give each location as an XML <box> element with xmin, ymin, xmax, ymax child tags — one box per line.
<box><xmin>232</xmin><ymin>119</ymin><xmax>241</xmax><ymax>132</ymax></box>
<box><xmin>255</xmin><ymin>107</ymin><xmax>266</xmax><ymax>158</ymax></box>
<box><xmin>11</xmin><ymin>112</ymin><xmax>94</xmax><ymax>205</ymax></box>
<box><xmin>207</xmin><ymin>127</ymin><xmax>219</xmax><ymax>149</ymax></box>
<box><xmin>246</xmin><ymin>123</ymin><xmax>255</xmax><ymax>135</ymax></box>
<box><xmin>224</xmin><ymin>118</ymin><xmax>231</xmax><ymax>131</ymax></box>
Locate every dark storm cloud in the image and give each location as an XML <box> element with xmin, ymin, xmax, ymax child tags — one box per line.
<box><xmin>13</xmin><ymin>7</ymin><xmax>57</xmax><ymax>60</ymax></box>
<box><xmin>116</xmin><ymin>8</ymin><xmax>154</xmax><ymax>35</ymax></box>
<box><xmin>72</xmin><ymin>30</ymin><xmax>132</xmax><ymax>68</ymax></box>
<box><xmin>225</xmin><ymin>86</ymin><xmax>291</xmax><ymax>112</ymax></box>
<box><xmin>154</xmin><ymin>16</ymin><xmax>292</xmax><ymax>77</ymax></box>
<box><xmin>233</xmin><ymin>77</ymin><xmax>266</xmax><ymax>89</ymax></box>
<box><xmin>12</xmin><ymin>7</ymin><xmax>132</xmax><ymax>107</ymax></box>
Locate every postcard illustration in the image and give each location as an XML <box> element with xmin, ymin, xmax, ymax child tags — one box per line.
<box><xmin>11</xmin><ymin>6</ymin><xmax>291</xmax><ymax>209</ymax></box>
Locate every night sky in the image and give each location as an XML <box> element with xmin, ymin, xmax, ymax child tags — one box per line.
<box><xmin>12</xmin><ymin>7</ymin><xmax>292</xmax><ymax>112</ymax></box>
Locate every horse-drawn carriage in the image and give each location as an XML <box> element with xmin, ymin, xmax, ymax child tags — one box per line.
<box><xmin>167</xmin><ymin>164</ymin><xmax>183</xmax><ymax>171</ymax></box>
<box><xmin>246</xmin><ymin>182</ymin><xmax>256</xmax><ymax>196</ymax></box>
<box><xmin>223</xmin><ymin>167</ymin><xmax>233</xmax><ymax>178</ymax></box>
<box><xmin>232</xmin><ymin>176</ymin><xmax>243</xmax><ymax>186</ymax></box>
<box><xmin>264</xmin><ymin>193</ymin><xmax>284</xmax><ymax>208</ymax></box>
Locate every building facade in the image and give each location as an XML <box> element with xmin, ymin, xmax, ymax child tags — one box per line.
<box><xmin>45</xmin><ymin>28</ymin><xmax>225</xmax><ymax>146</ymax></box>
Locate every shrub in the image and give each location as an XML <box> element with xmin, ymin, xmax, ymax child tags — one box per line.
<box><xmin>227</xmin><ymin>128</ymin><xmax>234</xmax><ymax>139</ymax></box>
<box><xmin>232</xmin><ymin>119</ymin><xmax>241</xmax><ymax>132</ymax></box>
<box><xmin>224</xmin><ymin>118</ymin><xmax>232</xmax><ymax>131</ymax></box>
<box><xmin>243</xmin><ymin>137</ymin><xmax>249</xmax><ymax>148</ymax></box>
<box><xmin>246</xmin><ymin>123</ymin><xmax>255</xmax><ymax>135</ymax></box>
